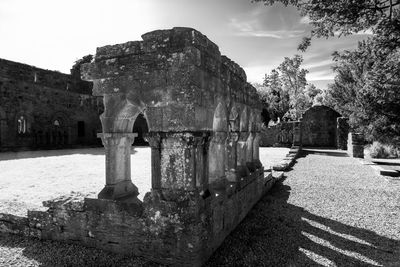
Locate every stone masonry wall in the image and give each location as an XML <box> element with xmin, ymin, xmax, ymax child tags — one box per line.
<box><xmin>260</xmin><ymin>121</ymin><xmax>295</xmax><ymax>147</ymax></box>
<box><xmin>0</xmin><ymin>58</ymin><xmax>102</xmax><ymax>150</ymax></box>
<box><xmin>301</xmin><ymin>105</ymin><xmax>341</xmax><ymax>148</ymax></box>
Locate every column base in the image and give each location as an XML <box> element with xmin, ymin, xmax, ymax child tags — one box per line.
<box><xmin>246</xmin><ymin>162</ymin><xmax>257</xmax><ymax>173</ymax></box>
<box><xmin>253</xmin><ymin>159</ymin><xmax>263</xmax><ymax>169</ymax></box>
<box><xmin>98</xmin><ymin>181</ymin><xmax>139</xmax><ymax>200</ymax></box>
<box><xmin>237</xmin><ymin>164</ymin><xmax>250</xmax><ymax>178</ymax></box>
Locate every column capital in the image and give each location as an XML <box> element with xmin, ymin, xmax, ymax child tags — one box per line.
<box><xmin>97</xmin><ymin>132</ymin><xmax>137</xmax><ymax>146</ymax></box>
<box><xmin>144</xmin><ymin>132</ymin><xmax>162</xmax><ymax>148</ymax></box>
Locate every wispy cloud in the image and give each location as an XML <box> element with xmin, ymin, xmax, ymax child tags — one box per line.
<box><xmin>303</xmin><ymin>59</ymin><xmax>333</xmax><ymax>70</ymax></box>
<box><xmin>229</xmin><ymin>18</ymin><xmax>305</xmax><ymax>39</ymax></box>
<box><xmin>307</xmin><ymin>70</ymin><xmax>335</xmax><ymax>81</ymax></box>
<box><xmin>236</xmin><ymin>29</ymin><xmax>305</xmax><ymax>38</ymax></box>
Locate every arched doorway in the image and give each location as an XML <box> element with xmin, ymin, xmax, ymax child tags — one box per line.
<box><xmin>132</xmin><ymin>113</ymin><xmax>149</xmax><ymax>146</ymax></box>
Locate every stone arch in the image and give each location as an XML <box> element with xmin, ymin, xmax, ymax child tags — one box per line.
<box><xmin>209</xmin><ymin>102</ymin><xmax>228</xmax><ymax>190</ymax></box>
<box><xmin>50</xmin><ymin>111</ymin><xmax>71</xmax><ymax>145</ymax></box>
<box><xmin>213</xmin><ymin>102</ymin><xmax>228</xmax><ymax>132</ymax></box>
<box><xmin>228</xmin><ymin>104</ymin><xmax>240</xmax><ymax>132</ymax></box>
<box><xmin>14</xmin><ymin>111</ymin><xmax>33</xmax><ymax>134</ymax></box>
<box><xmin>100</xmin><ymin>95</ymin><xmax>142</xmax><ymax>133</ymax></box>
<box><xmin>239</xmin><ymin>106</ymin><xmax>248</xmax><ymax>132</ymax></box>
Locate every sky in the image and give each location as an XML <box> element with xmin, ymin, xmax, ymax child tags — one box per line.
<box><xmin>0</xmin><ymin>0</ymin><xmax>371</xmax><ymax>89</ymax></box>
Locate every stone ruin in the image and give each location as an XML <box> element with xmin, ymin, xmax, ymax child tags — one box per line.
<box><xmin>13</xmin><ymin>27</ymin><xmax>281</xmax><ymax>266</ymax></box>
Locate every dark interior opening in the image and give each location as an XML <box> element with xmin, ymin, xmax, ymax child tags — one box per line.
<box><xmin>132</xmin><ymin>113</ymin><xmax>149</xmax><ymax>146</ymax></box>
<box><xmin>77</xmin><ymin>121</ymin><xmax>85</xmax><ymax>137</ymax></box>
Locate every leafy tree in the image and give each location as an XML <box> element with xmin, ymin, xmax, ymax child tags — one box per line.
<box><xmin>329</xmin><ymin>32</ymin><xmax>400</xmax><ymax>145</ymax></box>
<box><xmin>262</xmin><ymin>69</ymin><xmax>289</xmax><ymax>121</ymax></box>
<box><xmin>277</xmin><ymin>55</ymin><xmax>310</xmax><ymax>119</ymax></box>
<box><xmin>256</xmin><ymin>55</ymin><xmax>320</xmax><ymax>122</ymax></box>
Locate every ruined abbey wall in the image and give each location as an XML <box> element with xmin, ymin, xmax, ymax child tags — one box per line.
<box><xmin>0</xmin><ymin>58</ymin><xmax>102</xmax><ymax>150</ymax></box>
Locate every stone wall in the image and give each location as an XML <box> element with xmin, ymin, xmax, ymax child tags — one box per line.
<box><xmin>0</xmin><ymin>58</ymin><xmax>102</xmax><ymax>150</ymax></box>
<box><xmin>347</xmin><ymin>132</ymin><xmax>364</xmax><ymax>158</ymax></box>
<box><xmin>6</xmin><ymin>27</ymin><xmax>274</xmax><ymax>266</ymax></box>
<box><xmin>260</xmin><ymin>121</ymin><xmax>296</xmax><ymax>147</ymax></box>
<box><xmin>301</xmin><ymin>105</ymin><xmax>342</xmax><ymax>147</ymax></box>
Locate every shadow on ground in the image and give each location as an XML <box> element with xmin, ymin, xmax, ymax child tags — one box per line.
<box><xmin>1</xmin><ymin>175</ymin><xmax>398</xmax><ymax>266</ymax></box>
<box><xmin>0</xmin><ymin>146</ymin><xmax>145</xmax><ymax>161</ymax></box>
<box><xmin>300</xmin><ymin>148</ymin><xmax>350</xmax><ymax>158</ymax></box>
<box><xmin>0</xmin><ymin>234</ymin><xmax>163</xmax><ymax>267</ymax></box>
<box><xmin>206</xmin><ymin>179</ymin><xmax>400</xmax><ymax>266</ymax></box>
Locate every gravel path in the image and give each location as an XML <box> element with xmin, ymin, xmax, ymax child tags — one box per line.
<box><xmin>207</xmin><ymin>148</ymin><xmax>400</xmax><ymax>266</ymax></box>
<box><xmin>1</xmin><ymin>148</ymin><xmax>399</xmax><ymax>266</ymax></box>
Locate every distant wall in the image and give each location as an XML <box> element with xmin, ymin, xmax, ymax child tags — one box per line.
<box><xmin>260</xmin><ymin>122</ymin><xmax>295</xmax><ymax>147</ymax></box>
<box><xmin>0</xmin><ymin>58</ymin><xmax>102</xmax><ymax>151</ymax></box>
<box><xmin>301</xmin><ymin>105</ymin><xmax>341</xmax><ymax>147</ymax></box>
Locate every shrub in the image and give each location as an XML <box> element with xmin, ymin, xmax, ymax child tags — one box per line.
<box><xmin>369</xmin><ymin>141</ymin><xmax>400</xmax><ymax>158</ymax></box>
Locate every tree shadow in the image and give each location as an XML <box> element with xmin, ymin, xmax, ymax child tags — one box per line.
<box><xmin>0</xmin><ymin>233</ymin><xmax>162</xmax><ymax>267</ymax></box>
<box><xmin>206</xmin><ymin>179</ymin><xmax>400</xmax><ymax>266</ymax></box>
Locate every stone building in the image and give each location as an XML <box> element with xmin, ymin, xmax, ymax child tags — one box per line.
<box><xmin>301</xmin><ymin>105</ymin><xmax>344</xmax><ymax>147</ymax></box>
<box><xmin>0</xmin><ymin>58</ymin><xmax>102</xmax><ymax>151</ymax></box>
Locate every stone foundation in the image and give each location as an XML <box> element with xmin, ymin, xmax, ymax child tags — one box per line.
<box><xmin>0</xmin><ymin>169</ymin><xmax>278</xmax><ymax>266</ymax></box>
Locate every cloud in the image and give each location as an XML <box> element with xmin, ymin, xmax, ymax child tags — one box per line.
<box><xmin>299</xmin><ymin>16</ymin><xmax>311</xmax><ymax>24</ymax></box>
<box><xmin>235</xmin><ymin>29</ymin><xmax>305</xmax><ymax>39</ymax></box>
<box><xmin>307</xmin><ymin>70</ymin><xmax>335</xmax><ymax>81</ymax></box>
<box><xmin>303</xmin><ymin>59</ymin><xmax>333</xmax><ymax>70</ymax></box>
<box><xmin>228</xmin><ymin>5</ymin><xmax>307</xmax><ymax>39</ymax></box>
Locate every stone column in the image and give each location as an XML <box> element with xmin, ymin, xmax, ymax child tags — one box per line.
<box><xmin>237</xmin><ymin>132</ymin><xmax>250</xmax><ymax>178</ymax></box>
<box><xmin>225</xmin><ymin>131</ymin><xmax>239</xmax><ymax>183</ymax></box>
<box><xmin>253</xmin><ymin>132</ymin><xmax>262</xmax><ymax>169</ymax></box>
<box><xmin>245</xmin><ymin>132</ymin><xmax>256</xmax><ymax>172</ymax></box>
<box><xmin>145</xmin><ymin>133</ymin><xmax>162</xmax><ymax>190</ymax></box>
<box><xmin>194</xmin><ymin>133</ymin><xmax>210</xmax><ymax>194</ymax></box>
<box><xmin>292</xmin><ymin>120</ymin><xmax>302</xmax><ymax>147</ymax></box>
<box><xmin>208</xmin><ymin>132</ymin><xmax>228</xmax><ymax>190</ymax></box>
<box><xmin>348</xmin><ymin>132</ymin><xmax>364</xmax><ymax>158</ymax></box>
<box><xmin>97</xmin><ymin>132</ymin><xmax>138</xmax><ymax>199</ymax></box>
<box><xmin>337</xmin><ymin>117</ymin><xmax>349</xmax><ymax>150</ymax></box>
<box><xmin>160</xmin><ymin>132</ymin><xmax>204</xmax><ymax>191</ymax></box>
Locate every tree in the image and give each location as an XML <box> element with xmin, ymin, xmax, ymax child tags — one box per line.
<box><xmin>256</xmin><ymin>55</ymin><xmax>318</xmax><ymax>122</ymax></box>
<box><xmin>277</xmin><ymin>55</ymin><xmax>310</xmax><ymax>119</ymax></box>
<box><xmin>253</xmin><ymin>0</ymin><xmax>400</xmax><ymax>51</ymax></box>
<box><xmin>262</xmin><ymin>69</ymin><xmax>289</xmax><ymax>121</ymax></box>
<box><xmin>254</xmin><ymin>0</ymin><xmax>400</xmax><ymax>147</ymax></box>
<box><xmin>328</xmin><ymin>32</ymin><xmax>400</xmax><ymax>145</ymax></box>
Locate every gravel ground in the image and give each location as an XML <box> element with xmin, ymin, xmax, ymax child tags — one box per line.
<box><xmin>0</xmin><ymin>147</ymin><xmax>287</xmax><ymax>217</ymax></box>
<box><xmin>0</xmin><ymin>147</ymin><xmax>151</xmax><ymax>216</ymax></box>
<box><xmin>207</xmin><ymin>148</ymin><xmax>400</xmax><ymax>266</ymax></box>
<box><xmin>2</xmin><ymin>148</ymin><xmax>398</xmax><ymax>266</ymax></box>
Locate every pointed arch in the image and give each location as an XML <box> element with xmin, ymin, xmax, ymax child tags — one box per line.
<box><xmin>239</xmin><ymin>106</ymin><xmax>248</xmax><ymax>132</ymax></box>
<box><xmin>228</xmin><ymin>104</ymin><xmax>240</xmax><ymax>132</ymax></box>
<box><xmin>213</xmin><ymin>102</ymin><xmax>228</xmax><ymax>132</ymax></box>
